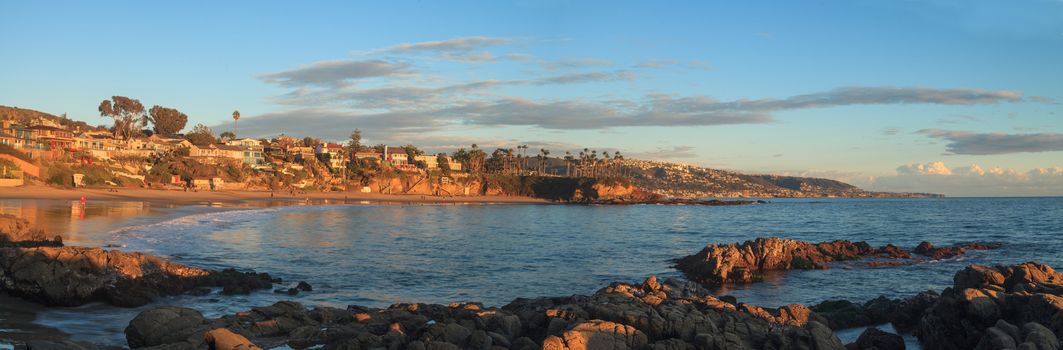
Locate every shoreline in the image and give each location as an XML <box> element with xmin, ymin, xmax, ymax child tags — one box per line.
<box><xmin>0</xmin><ymin>184</ymin><xmax>553</xmax><ymax>206</ymax></box>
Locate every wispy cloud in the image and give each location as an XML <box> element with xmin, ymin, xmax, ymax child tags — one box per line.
<box><xmin>364</xmin><ymin>36</ymin><xmax>522</xmax><ymax>62</ymax></box>
<box><xmin>541</xmin><ymin>58</ymin><xmax>613</xmax><ymax>69</ymax></box>
<box><xmin>259</xmin><ymin>60</ymin><xmax>412</xmax><ymax>87</ymax></box>
<box><xmin>919</xmin><ymin>129</ymin><xmax>1063</xmax><ymax>155</ymax></box>
<box><xmin>629</xmin><ymin>146</ymin><xmax>698</xmax><ymax>159</ymax></box>
<box><xmin>375</xmin><ymin>37</ymin><xmax>511</xmax><ymax>53</ymax></box>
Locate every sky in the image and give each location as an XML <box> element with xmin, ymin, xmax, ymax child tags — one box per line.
<box><xmin>1</xmin><ymin>0</ymin><xmax>1062</xmax><ymax>196</ymax></box>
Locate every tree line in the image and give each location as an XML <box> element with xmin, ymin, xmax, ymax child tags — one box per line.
<box><xmin>97</xmin><ymin>95</ymin><xmax>239</xmax><ymax>146</ymax></box>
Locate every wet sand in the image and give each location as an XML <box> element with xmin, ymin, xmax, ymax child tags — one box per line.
<box><xmin>0</xmin><ymin>185</ymin><xmax>551</xmax><ymax>206</ymax></box>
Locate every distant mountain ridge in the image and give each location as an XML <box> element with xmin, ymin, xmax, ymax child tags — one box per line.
<box><xmin>621</xmin><ymin>159</ymin><xmax>941</xmax><ymax>198</ymax></box>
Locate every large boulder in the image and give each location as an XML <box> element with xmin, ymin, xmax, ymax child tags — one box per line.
<box><xmin>849</xmin><ymin>327</ymin><xmax>905</xmax><ymax>350</ymax></box>
<box><xmin>125</xmin><ymin>307</ymin><xmax>207</xmax><ymax>348</ymax></box>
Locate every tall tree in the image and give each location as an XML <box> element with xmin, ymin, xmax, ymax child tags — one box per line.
<box><xmin>232</xmin><ymin>110</ymin><xmax>240</xmax><ymax>136</ymax></box>
<box><xmin>184</xmin><ymin>124</ymin><xmax>216</xmax><ymax>146</ymax></box>
<box><xmin>344</xmin><ymin>129</ymin><xmax>362</xmax><ymax>153</ymax></box>
<box><xmin>148</xmin><ymin>105</ymin><xmax>188</xmax><ymax>135</ymax></box>
<box><xmin>98</xmin><ymin>96</ymin><xmax>147</xmax><ymax>140</ymax></box>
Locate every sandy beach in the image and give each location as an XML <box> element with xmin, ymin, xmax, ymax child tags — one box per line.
<box><xmin>0</xmin><ymin>184</ymin><xmax>552</xmax><ymax>205</ymax></box>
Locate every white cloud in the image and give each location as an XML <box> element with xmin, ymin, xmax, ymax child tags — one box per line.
<box><xmin>869</xmin><ymin>161</ymin><xmax>1063</xmax><ymax>196</ymax></box>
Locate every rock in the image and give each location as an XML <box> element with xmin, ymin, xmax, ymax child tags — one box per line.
<box><xmin>0</xmin><ymin>246</ymin><xmax>274</xmax><ymax>307</ymax></box>
<box><xmin>851</xmin><ymin>327</ymin><xmax>905</xmax><ymax>350</ymax></box>
<box><xmin>914</xmin><ymin>241</ymin><xmax>1000</xmax><ymax>260</ymax></box>
<box><xmin>0</xmin><ymin>214</ymin><xmax>62</xmax><ymax>247</ymax></box>
<box><xmin>125</xmin><ymin>307</ymin><xmax>206</xmax><ymax>348</ymax></box>
<box><xmin>204</xmin><ymin>328</ymin><xmax>262</xmax><ymax>350</ymax></box>
<box><xmin>1019</xmin><ymin>322</ymin><xmax>1059</xmax><ymax>350</ymax></box>
<box><xmin>543</xmin><ymin>320</ymin><xmax>648</xmax><ymax>350</ymax></box>
<box><xmin>127</xmin><ymin>276</ymin><xmax>845</xmax><ymax>350</ymax></box>
<box><xmin>873</xmin><ymin>244</ymin><xmax>912</xmax><ymax>259</ymax></box>
<box><xmin>296</xmin><ymin>281</ymin><xmax>313</xmax><ymax>292</ymax></box>
<box><xmin>813</xmin><ymin>297</ymin><xmax>901</xmax><ymax>330</ymax></box>
<box><xmin>916</xmin><ymin>262</ymin><xmax>1063</xmax><ymax>350</ymax></box>
<box><xmin>675</xmin><ymin>237</ymin><xmax>877</xmax><ymax>285</ymax></box>
<box><xmin>891</xmin><ymin>291</ymin><xmax>939</xmax><ymax>332</ymax></box>
<box><xmin>955</xmin><ymin>265</ymin><xmax>1007</xmax><ymax>290</ymax></box>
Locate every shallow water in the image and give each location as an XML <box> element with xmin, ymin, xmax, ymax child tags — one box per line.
<box><xmin>3</xmin><ymin>197</ymin><xmax>1062</xmax><ymax>347</ymax></box>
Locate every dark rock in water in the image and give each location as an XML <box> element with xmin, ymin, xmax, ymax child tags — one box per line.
<box><xmin>127</xmin><ymin>276</ymin><xmax>846</xmax><ymax>350</ymax></box>
<box><xmin>813</xmin><ymin>296</ymin><xmax>900</xmax><ymax>330</ymax></box>
<box><xmin>0</xmin><ymin>214</ymin><xmax>62</xmax><ymax>248</ymax></box>
<box><xmin>296</xmin><ymin>281</ymin><xmax>312</xmax><ymax>292</ymax></box>
<box><xmin>873</xmin><ymin>244</ymin><xmax>912</xmax><ymax>259</ymax></box>
<box><xmin>891</xmin><ymin>290</ymin><xmax>939</xmax><ymax>333</ymax></box>
<box><xmin>850</xmin><ymin>327</ymin><xmax>905</xmax><ymax>350</ymax></box>
<box><xmin>0</xmin><ymin>246</ymin><xmax>274</xmax><ymax>307</ymax></box>
<box><xmin>913</xmin><ymin>241</ymin><xmax>1000</xmax><ymax>260</ymax></box>
<box><xmin>676</xmin><ymin>237</ymin><xmax>1003</xmax><ymax>286</ymax></box>
<box><xmin>125</xmin><ymin>307</ymin><xmax>207</xmax><ymax>348</ymax></box>
<box><xmin>676</xmin><ymin>237</ymin><xmax>893</xmax><ymax>285</ymax></box>
<box><xmin>916</xmin><ymin>262</ymin><xmax>1063</xmax><ymax>350</ymax></box>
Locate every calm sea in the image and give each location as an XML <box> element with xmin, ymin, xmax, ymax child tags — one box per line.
<box><xmin>1</xmin><ymin>197</ymin><xmax>1061</xmax><ymax>346</ymax></box>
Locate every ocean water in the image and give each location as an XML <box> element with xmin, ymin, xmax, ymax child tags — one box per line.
<box><xmin>3</xmin><ymin>197</ymin><xmax>1062</xmax><ymax>346</ymax></box>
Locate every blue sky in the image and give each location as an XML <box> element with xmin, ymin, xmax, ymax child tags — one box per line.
<box><xmin>2</xmin><ymin>0</ymin><xmax>1062</xmax><ymax>196</ymax></box>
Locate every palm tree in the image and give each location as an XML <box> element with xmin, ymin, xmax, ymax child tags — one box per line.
<box><xmin>232</xmin><ymin>110</ymin><xmax>241</xmax><ymax>136</ymax></box>
<box><xmin>564</xmin><ymin>151</ymin><xmax>573</xmax><ymax>177</ymax></box>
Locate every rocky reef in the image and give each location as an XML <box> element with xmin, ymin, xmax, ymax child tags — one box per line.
<box><xmin>0</xmin><ymin>215</ymin><xmax>275</xmax><ymax>308</ymax></box>
<box><xmin>125</xmin><ymin>276</ymin><xmax>845</xmax><ymax>350</ymax></box>
<box><xmin>675</xmin><ymin>237</ymin><xmax>999</xmax><ymax>285</ymax></box>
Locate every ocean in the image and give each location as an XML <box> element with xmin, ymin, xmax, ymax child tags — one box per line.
<box><xmin>2</xmin><ymin>197</ymin><xmax>1061</xmax><ymax>347</ymax></box>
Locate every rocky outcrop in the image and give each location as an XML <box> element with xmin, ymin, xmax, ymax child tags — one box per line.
<box><xmin>847</xmin><ymin>327</ymin><xmax>906</xmax><ymax>350</ymax></box>
<box><xmin>0</xmin><ymin>246</ymin><xmax>275</xmax><ymax>307</ymax></box>
<box><xmin>0</xmin><ymin>214</ymin><xmax>61</xmax><ymax>247</ymax></box>
<box><xmin>916</xmin><ymin>262</ymin><xmax>1063</xmax><ymax>350</ymax></box>
<box><xmin>127</xmin><ymin>276</ymin><xmax>845</xmax><ymax>350</ymax></box>
<box><xmin>676</xmin><ymin>238</ymin><xmax>1001</xmax><ymax>285</ymax></box>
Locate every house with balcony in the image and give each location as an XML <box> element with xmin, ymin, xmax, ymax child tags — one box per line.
<box><xmin>1</xmin><ymin>120</ymin><xmax>45</xmax><ymax>152</ymax></box>
<box><xmin>28</xmin><ymin>125</ymin><xmax>75</xmax><ymax>150</ymax></box>
<box><xmin>189</xmin><ymin>144</ymin><xmax>244</xmax><ymax>163</ymax></box>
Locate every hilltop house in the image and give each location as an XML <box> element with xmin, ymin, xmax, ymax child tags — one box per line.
<box><xmin>225</xmin><ymin>138</ymin><xmax>265</xmax><ymax>167</ymax></box>
<box><xmin>315</xmin><ymin>143</ymin><xmax>345</xmax><ymax>169</ymax></box>
<box><xmin>27</xmin><ymin>125</ymin><xmax>74</xmax><ymax>150</ymax></box>
<box><xmin>413</xmin><ymin>154</ymin><xmax>463</xmax><ymax>171</ymax></box>
<box><xmin>190</xmin><ymin>144</ymin><xmax>244</xmax><ymax>163</ymax></box>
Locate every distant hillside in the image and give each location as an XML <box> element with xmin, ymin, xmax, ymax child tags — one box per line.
<box><xmin>618</xmin><ymin>159</ymin><xmax>940</xmax><ymax>198</ymax></box>
<box><xmin>0</xmin><ymin>105</ymin><xmax>104</xmax><ymax>131</ymax></box>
